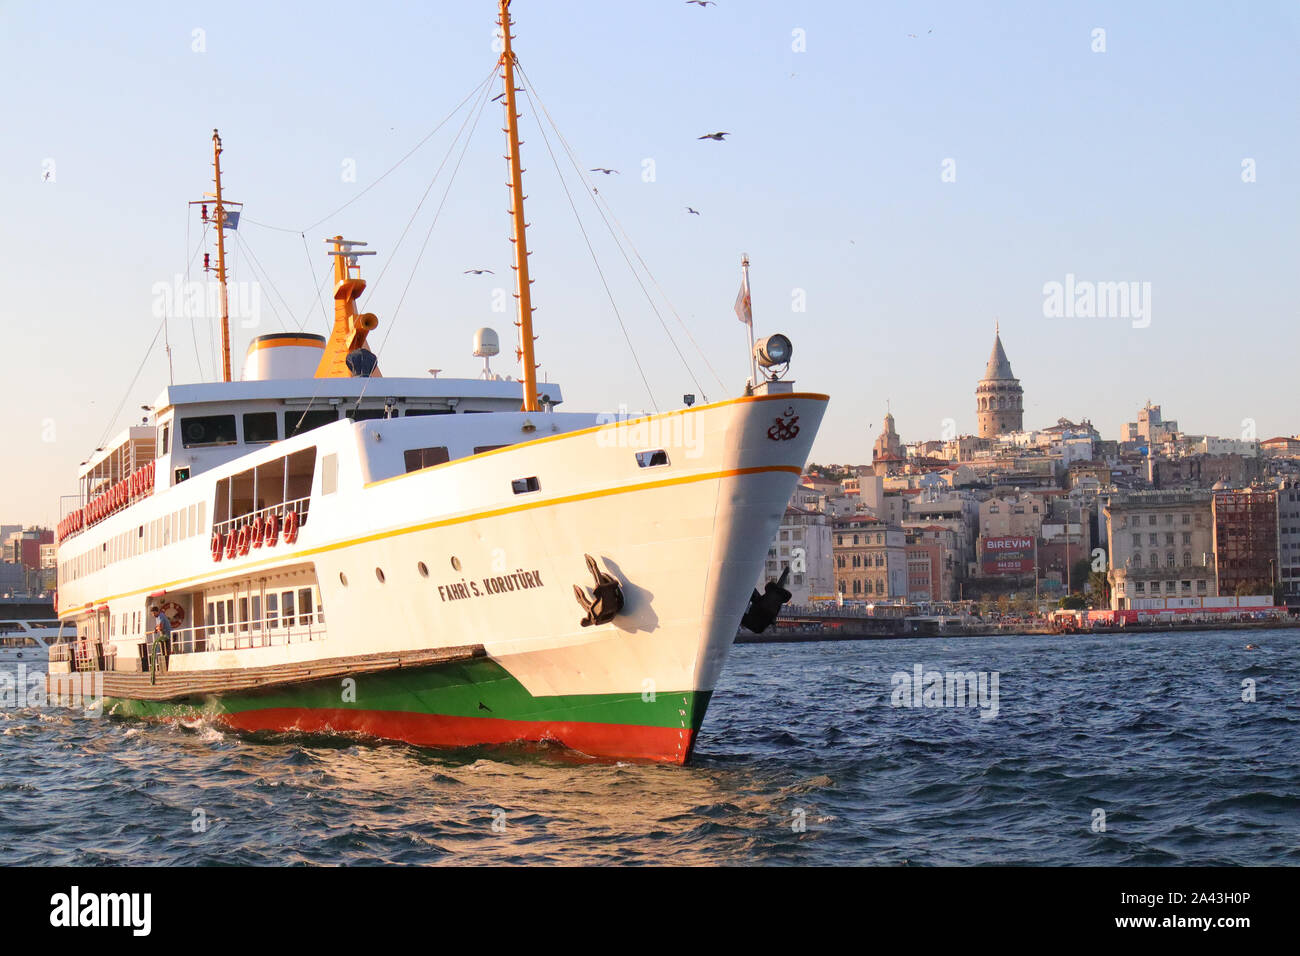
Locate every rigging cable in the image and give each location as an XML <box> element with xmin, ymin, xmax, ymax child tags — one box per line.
<box><xmin>519</xmin><ymin>61</ymin><xmax>727</xmax><ymax>397</ymax></box>
<box><xmin>293</xmin><ymin>68</ymin><xmax>496</xmax><ymax>431</ymax></box>
<box><xmin>351</xmin><ymin>73</ymin><xmax>498</xmax><ymax>415</ymax></box>
<box><xmin>514</xmin><ymin>65</ymin><xmax>658</xmax><ymax>412</ymax></box>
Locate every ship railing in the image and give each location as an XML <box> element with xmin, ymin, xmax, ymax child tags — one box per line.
<box><xmin>168</xmin><ymin>613</ymin><xmax>327</xmax><ymax>655</ymax></box>
<box><xmin>212</xmin><ymin>496</ymin><xmax>312</xmax><ymax>544</ymax></box>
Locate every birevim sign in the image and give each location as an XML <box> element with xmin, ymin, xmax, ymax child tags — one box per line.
<box><xmin>981</xmin><ymin>536</ymin><xmax>1035</xmax><ymax>576</ymax></box>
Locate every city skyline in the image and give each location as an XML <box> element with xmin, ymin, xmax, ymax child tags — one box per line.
<box><xmin>4</xmin><ymin>0</ymin><xmax>1298</xmax><ymax>526</ymax></box>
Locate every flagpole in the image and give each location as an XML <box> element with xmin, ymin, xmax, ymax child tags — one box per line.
<box><xmin>742</xmin><ymin>254</ymin><xmax>757</xmax><ymax>391</ymax></box>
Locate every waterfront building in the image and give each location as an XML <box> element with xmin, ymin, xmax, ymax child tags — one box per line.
<box><xmin>975</xmin><ymin>327</ymin><xmax>1024</xmax><ymax>439</ymax></box>
<box><xmin>833</xmin><ymin>515</ymin><xmax>908</xmax><ymax>599</ymax></box>
<box><xmin>1211</xmin><ymin>488</ymin><xmax>1279</xmax><ymax>597</ymax></box>
<box><xmin>1276</xmin><ymin>477</ymin><xmax>1300</xmax><ymax>608</ymax></box>
<box><xmin>1103</xmin><ymin>490</ymin><xmax>1217</xmax><ymax>610</ymax></box>
<box><xmin>761</xmin><ymin>505</ymin><xmax>835</xmax><ymax>604</ymax></box>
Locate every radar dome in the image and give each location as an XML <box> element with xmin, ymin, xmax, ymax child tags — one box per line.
<box><xmin>473</xmin><ymin>328</ymin><xmax>500</xmax><ymax>357</ymax></box>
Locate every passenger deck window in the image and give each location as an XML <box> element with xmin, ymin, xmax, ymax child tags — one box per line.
<box><xmin>403</xmin><ymin>446</ymin><xmax>450</xmax><ymax>472</ymax></box>
<box><xmin>181</xmin><ymin>414</ymin><xmax>237</xmax><ymax>447</ymax></box>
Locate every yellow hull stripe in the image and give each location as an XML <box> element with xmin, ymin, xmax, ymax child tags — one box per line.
<box><xmin>62</xmin><ymin>463</ymin><xmax>803</xmax><ymax>614</ymax></box>
<box><xmin>364</xmin><ymin>390</ymin><xmax>830</xmax><ymax>489</ymax></box>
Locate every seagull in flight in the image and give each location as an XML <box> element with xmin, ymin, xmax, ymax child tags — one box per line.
<box><xmin>686</xmin><ymin>1</ymin><xmax>716</xmax><ymax>6</ymax></box>
<box><xmin>686</xmin><ymin>207</ymin><xmax>701</xmax><ymax>215</ymax></box>
<box><xmin>698</xmin><ymin>131</ymin><xmax>729</xmax><ymax>141</ymax></box>
<box><xmin>464</xmin><ymin>269</ymin><xmax>494</xmax><ymax>275</ymax></box>
<box><xmin>589</xmin><ymin>167</ymin><xmax>619</xmax><ymax>175</ymax></box>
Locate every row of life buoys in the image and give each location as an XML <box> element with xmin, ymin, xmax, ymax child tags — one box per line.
<box><xmin>210</xmin><ymin>509</ymin><xmax>299</xmax><ymax>562</ymax></box>
<box><xmin>59</xmin><ymin>461</ymin><xmax>156</xmax><ymax>542</ymax></box>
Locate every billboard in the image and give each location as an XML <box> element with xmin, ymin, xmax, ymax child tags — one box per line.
<box><xmin>980</xmin><ymin>535</ymin><xmax>1035</xmax><ymax>576</ymax></box>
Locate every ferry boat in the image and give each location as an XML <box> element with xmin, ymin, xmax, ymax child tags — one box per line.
<box><xmin>0</xmin><ymin>598</ymin><xmax>59</xmax><ymax>665</ymax></box>
<box><xmin>48</xmin><ymin>0</ymin><xmax>826</xmax><ymax>764</ymax></box>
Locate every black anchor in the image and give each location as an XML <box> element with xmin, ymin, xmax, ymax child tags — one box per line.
<box><xmin>573</xmin><ymin>554</ymin><xmax>625</xmax><ymax>627</ymax></box>
<box><xmin>741</xmin><ymin>567</ymin><xmax>792</xmax><ymax>634</ymax></box>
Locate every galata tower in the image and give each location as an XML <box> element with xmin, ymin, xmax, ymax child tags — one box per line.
<box><xmin>975</xmin><ymin>325</ymin><xmax>1023</xmax><ymax>439</ymax></box>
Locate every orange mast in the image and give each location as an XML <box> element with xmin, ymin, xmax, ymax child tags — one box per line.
<box><xmin>498</xmin><ymin>0</ymin><xmax>540</xmax><ymax>412</ymax></box>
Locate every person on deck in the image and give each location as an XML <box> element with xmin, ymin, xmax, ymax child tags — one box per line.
<box><xmin>150</xmin><ymin>604</ymin><xmax>172</xmax><ymax>673</ymax></box>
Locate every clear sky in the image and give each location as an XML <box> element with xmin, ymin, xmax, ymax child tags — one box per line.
<box><xmin>3</xmin><ymin>0</ymin><xmax>1298</xmax><ymax>526</ymax></box>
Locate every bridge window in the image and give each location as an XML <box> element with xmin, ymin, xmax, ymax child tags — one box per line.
<box><xmin>284</xmin><ymin>409</ymin><xmax>337</xmax><ymax>439</ymax></box>
<box><xmin>243</xmin><ymin>412</ymin><xmax>279</xmax><ymax>444</ymax></box>
<box><xmin>181</xmin><ymin>414</ymin><xmax>237</xmax><ymax>448</ymax></box>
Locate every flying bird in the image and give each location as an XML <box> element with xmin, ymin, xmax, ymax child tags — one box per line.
<box><xmin>686</xmin><ymin>207</ymin><xmax>701</xmax><ymax>215</ymax></box>
<box><xmin>464</xmin><ymin>269</ymin><xmax>494</xmax><ymax>275</ymax></box>
<box><xmin>589</xmin><ymin>167</ymin><xmax>619</xmax><ymax>175</ymax></box>
<box><xmin>686</xmin><ymin>1</ymin><xmax>716</xmax><ymax>6</ymax></box>
<box><xmin>698</xmin><ymin>131</ymin><xmax>729</xmax><ymax>141</ymax></box>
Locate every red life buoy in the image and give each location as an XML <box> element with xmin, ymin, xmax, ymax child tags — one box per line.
<box><xmin>282</xmin><ymin>509</ymin><xmax>299</xmax><ymax>544</ymax></box>
<box><xmin>262</xmin><ymin>513</ymin><xmax>280</xmax><ymax>548</ymax></box>
<box><xmin>236</xmin><ymin>524</ymin><xmax>251</xmax><ymax>557</ymax></box>
<box><xmin>249</xmin><ymin>516</ymin><xmax>263</xmax><ymax>549</ymax></box>
<box><xmin>211</xmin><ymin>532</ymin><xmax>223</xmax><ymax>562</ymax></box>
<box><xmin>224</xmin><ymin>531</ymin><xmax>238</xmax><ymax>560</ymax></box>
<box><xmin>160</xmin><ymin>601</ymin><xmax>185</xmax><ymax>629</ymax></box>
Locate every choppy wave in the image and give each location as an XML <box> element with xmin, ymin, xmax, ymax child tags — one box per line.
<box><xmin>1</xmin><ymin>628</ymin><xmax>1298</xmax><ymax>865</ymax></box>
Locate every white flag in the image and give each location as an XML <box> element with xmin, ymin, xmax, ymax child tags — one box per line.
<box><xmin>734</xmin><ymin>272</ymin><xmax>752</xmax><ymax>325</ymax></box>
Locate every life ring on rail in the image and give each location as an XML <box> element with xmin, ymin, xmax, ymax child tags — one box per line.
<box><xmin>224</xmin><ymin>531</ymin><xmax>238</xmax><ymax>561</ymax></box>
<box><xmin>160</xmin><ymin>601</ymin><xmax>185</xmax><ymax>629</ymax></box>
<box><xmin>282</xmin><ymin>509</ymin><xmax>299</xmax><ymax>545</ymax></box>
<box><xmin>236</xmin><ymin>524</ymin><xmax>252</xmax><ymax>557</ymax></box>
<box><xmin>211</xmin><ymin>533</ymin><xmax>223</xmax><ymax>562</ymax></box>
<box><xmin>249</xmin><ymin>516</ymin><xmax>263</xmax><ymax>549</ymax></box>
<box><xmin>262</xmin><ymin>513</ymin><xmax>280</xmax><ymax>548</ymax></box>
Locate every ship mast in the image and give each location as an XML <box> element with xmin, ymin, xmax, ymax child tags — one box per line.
<box><xmin>498</xmin><ymin>0</ymin><xmax>540</xmax><ymax>412</ymax></box>
<box><xmin>211</xmin><ymin>129</ymin><xmax>232</xmax><ymax>382</ymax></box>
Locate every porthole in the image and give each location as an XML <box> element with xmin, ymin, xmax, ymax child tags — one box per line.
<box><xmin>375</xmin><ymin>567</ymin><xmax>386</xmax><ymax>583</ymax></box>
<box><xmin>339</xmin><ymin>572</ymin><xmax>348</xmax><ymax>587</ymax></box>
<box><xmin>418</xmin><ymin>561</ymin><xmax>429</xmax><ymax>577</ymax></box>
<box><xmin>450</xmin><ymin>556</ymin><xmax>462</xmax><ymax>571</ymax></box>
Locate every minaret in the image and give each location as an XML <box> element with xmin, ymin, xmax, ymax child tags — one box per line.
<box><xmin>975</xmin><ymin>323</ymin><xmax>1023</xmax><ymax>439</ymax></box>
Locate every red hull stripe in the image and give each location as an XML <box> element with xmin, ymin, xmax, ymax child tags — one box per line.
<box><xmin>217</xmin><ymin>707</ymin><xmax>697</xmax><ymax>764</ymax></box>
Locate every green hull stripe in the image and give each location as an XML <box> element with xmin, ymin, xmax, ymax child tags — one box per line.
<box><xmin>103</xmin><ymin>656</ymin><xmax>712</xmax><ymax>731</ymax></box>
